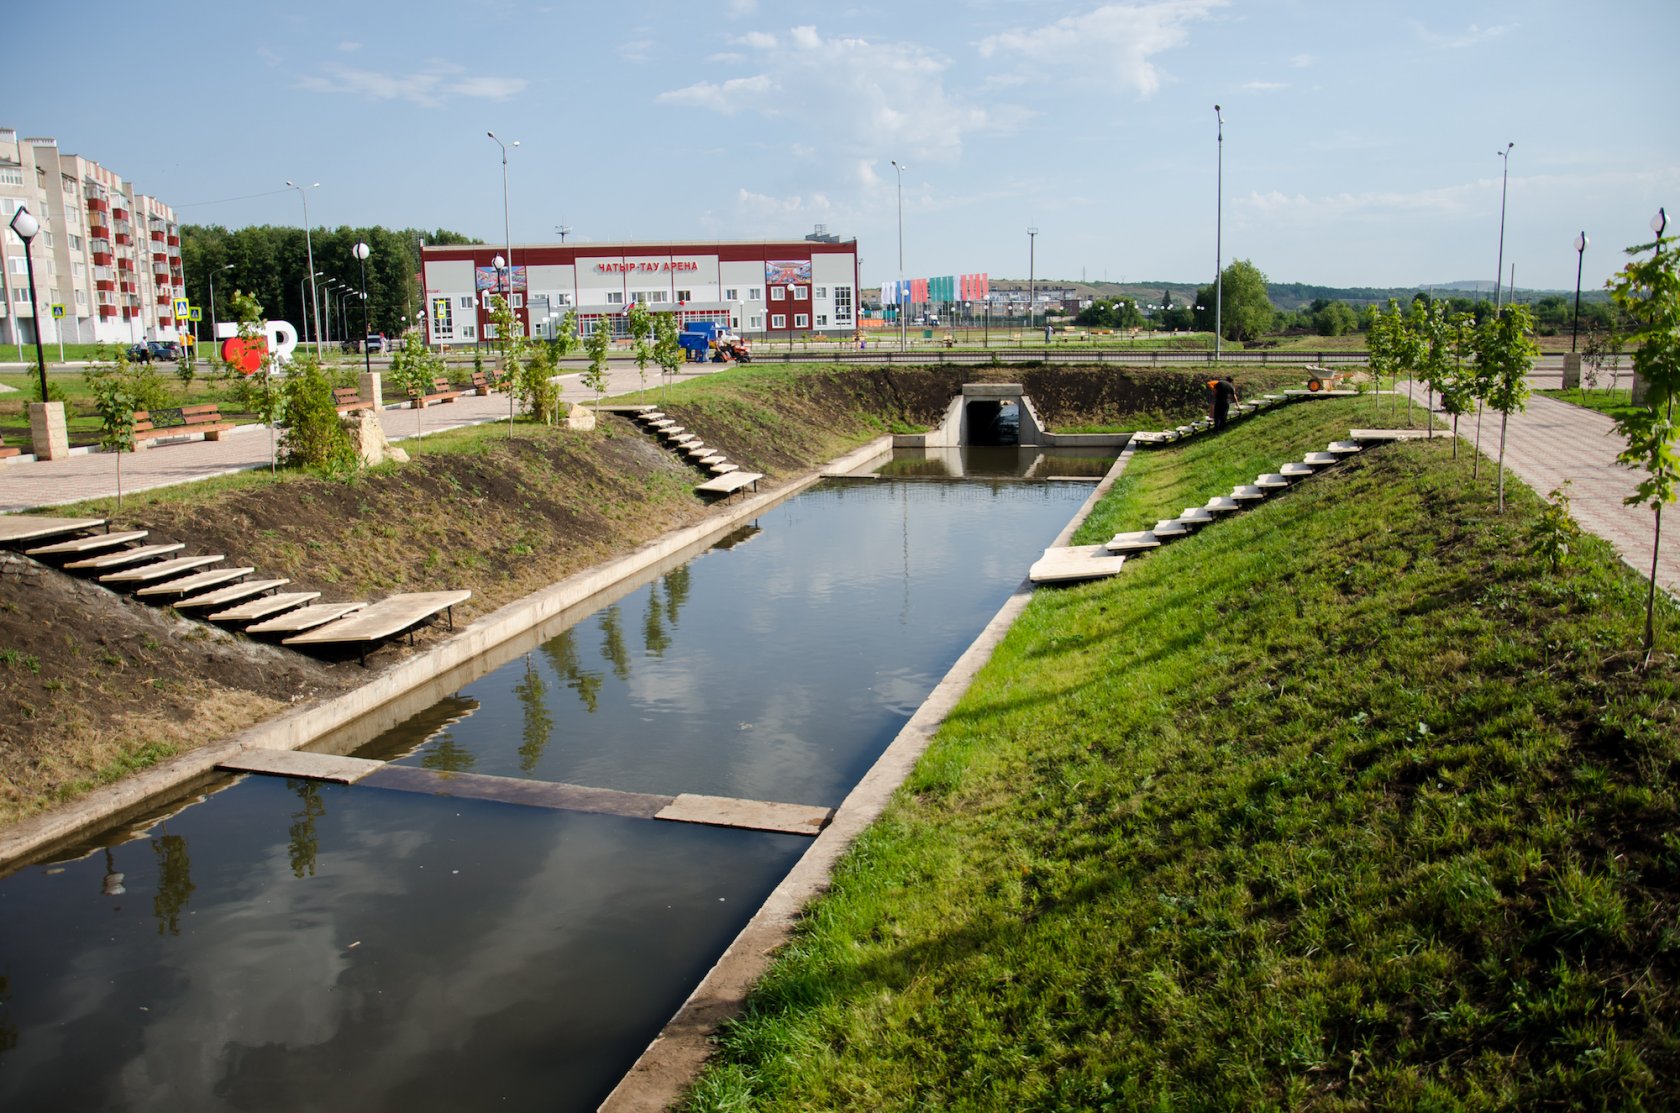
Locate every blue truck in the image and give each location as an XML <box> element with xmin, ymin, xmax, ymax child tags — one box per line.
<box><xmin>678</xmin><ymin>321</ymin><xmax>751</xmax><ymax>363</ymax></box>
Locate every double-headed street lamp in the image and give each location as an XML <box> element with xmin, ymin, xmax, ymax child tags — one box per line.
<box><xmin>7</xmin><ymin>206</ymin><xmax>48</xmax><ymax>403</ymax></box>
<box><xmin>890</xmin><ymin>159</ymin><xmax>906</xmax><ymax>352</ymax></box>
<box><xmin>487</xmin><ymin>132</ymin><xmax>517</xmax><ymax>331</ymax></box>
<box><xmin>353</xmin><ymin>241</ymin><xmax>372</xmax><ymax>375</ymax></box>
<box><xmin>1494</xmin><ymin>143</ymin><xmax>1513</xmax><ymax>308</ymax></box>
<box><xmin>1571</xmin><ymin>231</ymin><xmax>1588</xmax><ymax>352</ymax></box>
<box><xmin>1214</xmin><ymin>104</ymin><xmax>1224</xmax><ymax>359</ymax></box>
<box><xmin>286</xmin><ymin>180</ymin><xmax>322</xmax><ymax>355</ymax></box>
<box><xmin>299</xmin><ymin>271</ymin><xmax>324</xmax><ymax>345</ymax></box>
<box><xmin>207</xmin><ymin>263</ymin><xmax>233</xmax><ymax>359</ymax></box>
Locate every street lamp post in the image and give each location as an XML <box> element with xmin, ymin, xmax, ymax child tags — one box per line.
<box><xmin>1027</xmin><ymin>227</ymin><xmax>1039</xmax><ymax>340</ymax></box>
<box><xmin>1494</xmin><ymin>143</ymin><xmax>1513</xmax><ymax>308</ymax></box>
<box><xmin>285</xmin><ymin>181</ymin><xmax>323</xmax><ymax>357</ymax></box>
<box><xmin>298</xmin><ymin>273</ymin><xmax>322</xmax><ymax>346</ymax></box>
<box><xmin>207</xmin><ymin>263</ymin><xmax>233</xmax><ymax>362</ymax></box>
<box><xmin>8</xmin><ymin>207</ymin><xmax>49</xmax><ymax>403</ymax></box>
<box><xmin>1214</xmin><ymin>104</ymin><xmax>1224</xmax><ymax>360</ymax></box>
<box><xmin>890</xmin><ymin>159</ymin><xmax>906</xmax><ymax>352</ymax></box>
<box><xmin>487</xmin><ymin>132</ymin><xmax>518</xmax><ymax>336</ymax></box>
<box><xmin>493</xmin><ymin>253</ymin><xmax>514</xmax><ymax>434</ymax></box>
<box><xmin>1571</xmin><ymin>231</ymin><xmax>1588</xmax><ymax>353</ymax></box>
<box><xmin>353</xmin><ymin>242</ymin><xmax>372</xmax><ymax>376</ymax></box>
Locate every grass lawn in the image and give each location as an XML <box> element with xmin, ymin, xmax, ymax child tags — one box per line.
<box><xmin>687</xmin><ymin>398</ymin><xmax>1680</xmax><ymax>1110</ymax></box>
<box><xmin>1538</xmin><ymin>386</ymin><xmax>1647</xmax><ymax>425</ymax></box>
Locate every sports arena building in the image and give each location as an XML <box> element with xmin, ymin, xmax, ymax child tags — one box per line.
<box><xmin>420</xmin><ymin>235</ymin><xmax>860</xmax><ymax>345</ymax></box>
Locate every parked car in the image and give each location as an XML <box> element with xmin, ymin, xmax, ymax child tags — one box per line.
<box><xmin>147</xmin><ymin>340</ymin><xmax>181</xmax><ymax>362</ymax></box>
<box><xmin>125</xmin><ymin>343</ymin><xmax>152</xmax><ymax>363</ymax></box>
<box><xmin>364</xmin><ymin>334</ymin><xmax>387</xmax><ymax>354</ymax></box>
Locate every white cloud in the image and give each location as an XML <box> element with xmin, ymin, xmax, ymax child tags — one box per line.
<box><xmin>1242</xmin><ymin>81</ymin><xmax>1286</xmax><ymax>92</ymax></box>
<box><xmin>976</xmin><ymin>0</ymin><xmax>1227</xmax><ymax>96</ymax></box>
<box><xmin>1412</xmin><ymin>21</ymin><xmax>1514</xmax><ymax>49</ymax></box>
<box><xmin>740</xmin><ymin>31</ymin><xmax>777</xmax><ymax>49</ymax></box>
<box><xmin>656</xmin><ymin>74</ymin><xmax>775</xmax><ymax>115</ymax></box>
<box><xmin>726</xmin><ymin>0</ymin><xmax>757</xmax><ymax>15</ymax></box>
<box><xmin>297</xmin><ymin>61</ymin><xmax>527</xmax><ymax>108</ymax></box>
<box><xmin>1289</xmin><ymin>52</ymin><xmax>1313</xmax><ymax>68</ymax></box>
<box><xmin>337</xmin><ymin>41</ymin><xmax>362</xmax><ymax>53</ymax></box>
<box><xmin>619</xmin><ymin>38</ymin><xmax>654</xmax><ymax>63</ymax></box>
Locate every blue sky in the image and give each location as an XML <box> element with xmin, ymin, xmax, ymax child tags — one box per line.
<box><xmin>6</xmin><ymin>0</ymin><xmax>1676</xmax><ymax>292</ymax></box>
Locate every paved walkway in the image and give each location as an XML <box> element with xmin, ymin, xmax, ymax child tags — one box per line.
<box><xmin>0</xmin><ymin>362</ymin><xmax>693</xmax><ymax>512</ymax></box>
<box><xmin>4</xmin><ymin>370</ymin><xmax>1674</xmax><ymax>600</ymax></box>
<box><xmin>1397</xmin><ymin>379</ymin><xmax>1676</xmax><ymax>598</ymax></box>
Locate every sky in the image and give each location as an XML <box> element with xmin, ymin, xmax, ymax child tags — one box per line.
<box><xmin>5</xmin><ymin>0</ymin><xmax>1677</xmax><ymax>293</ymax></box>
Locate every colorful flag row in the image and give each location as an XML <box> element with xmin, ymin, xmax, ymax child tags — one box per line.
<box><xmin>881</xmin><ymin>273</ymin><xmax>988</xmax><ymax>305</ymax></box>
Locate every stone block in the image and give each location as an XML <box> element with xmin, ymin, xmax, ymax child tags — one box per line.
<box><xmin>29</xmin><ymin>401</ymin><xmax>69</xmax><ymax>461</ymax></box>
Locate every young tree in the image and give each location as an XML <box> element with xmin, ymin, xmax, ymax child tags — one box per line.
<box><xmin>1606</xmin><ymin>222</ymin><xmax>1680</xmax><ymax>662</ymax></box>
<box><xmin>1363</xmin><ymin>300</ymin><xmax>1401</xmax><ymax>419</ymax></box>
<box><xmin>387</xmin><ymin>333</ymin><xmax>443</xmax><ymax>437</ymax></box>
<box><xmin>279</xmin><ymin>352</ymin><xmax>356</xmax><ymax>472</ymax></box>
<box><xmin>1411</xmin><ymin>300</ymin><xmax>1452</xmax><ymax>434</ymax></box>
<box><xmin>485</xmin><ymin>294</ymin><xmax>527</xmax><ymax>436</ymax></box>
<box><xmin>626</xmin><ymin>300</ymin><xmax>654</xmax><ymax>394</ymax></box>
<box><xmin>651</xmin><ymin>310</ymin><xmax>683</xmax><ymax>390</ymax></box>
<box><xmin>582</xmin><ymin>313</ymin><xmax>613</xmax><ymax>412</ymax></box>
<box><xmin>1472</xmin><ymin>304</ymin><xmax>1539</xmax><ymax>512</ymax></box>
<box><xmin>1436</xmin><ymin>311</ymin><xmax>1479</xmax><ymax>459</ymax></box>
<box><xmin>85</xmin><ymin>350</ymin><xmax>140</xmax><ymax>509</ymax></box>
<box><xmin>1581</xmin><ymin>322</ymin><xmax>1626</xmax><ymax>402</ymax></box>
<box><xmin>225</xmin><ymin>290</ymin><xmax>284</xmax><ymax>474</ymax></box>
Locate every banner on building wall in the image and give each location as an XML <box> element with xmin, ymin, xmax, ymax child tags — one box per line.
<box><xmin>765</xmin><ymin>259</ymin><xmax>812</xmax><ymax>284</ymax></box>
<box><xmin>474</xmin><ymin>265</ymin><xmax>528</xmax><ymax>293</ymax></box>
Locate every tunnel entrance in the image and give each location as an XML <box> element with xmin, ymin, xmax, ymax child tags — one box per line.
<box><xmin>964</xmin><ymin>399</ymin><xmax>1020</xmax><ymax>446</ymax></box>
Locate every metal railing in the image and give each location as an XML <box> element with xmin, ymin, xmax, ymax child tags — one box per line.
<box><xmin>747</xmin><ymin>347</ymin><xmax>1374</xmax><ymax>367</ymax></box>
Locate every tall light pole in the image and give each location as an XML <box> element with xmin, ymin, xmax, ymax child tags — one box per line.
<box><xmin>8</xmin><ymin>206</ymin><xmax>48</xmax><ymax>403</ymax></box>
<box><xmin>1027</xmin><ymin>227</ymin><xmax>1039</xmax><ymax>339</ymax></box>
<box><xmin>1494</xmin><ymin>143</ymin><xmax>1513</xmax><ymax>308</ymax></box>
<box><xmin>488</xmin><ymin>131</ymin><xmax>518</xmax><ymax>334</ymax></box>
<box><xmin>1571</xmin><ymin>231</ymin><xmax>1588</xmax><ymax>353</ymax></box>
<box><xmin>321</xmin><ymin>279</ymin><xmax>338</xmax><ymax>345</ymax></box>
<box><xmin>285</xmin><ymin>181</ymin><xmax>323</xmax><ymax>356</ymax></box>
<box><xmin>207</xmin><ymin>263</ymin><xmax>233</xmax><ymax>360</ymax></box>
<box><xmin>1213</xmin><ymin>104</ymin><xmax>1224</xmax><ymax>359</ymax></box>
<box><xmin>298</xmin><ymin>272</ymin><xmax>322</xmax><ymax>346</ymax></box>
<box><xmin>353</xmin><ymin>242</ymin><xmax>372</xmax><ymax>375</ymax></box>
<box><xmin>891</xmin><ymin>159</ymin><xmax>906</xmax><ymax>352</ymax></box>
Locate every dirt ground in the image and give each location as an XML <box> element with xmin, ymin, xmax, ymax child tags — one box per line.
<box><xmin>0</xmin><ymin>364</ymin><xmax>1290</xmax><ymax>827</ymax></box>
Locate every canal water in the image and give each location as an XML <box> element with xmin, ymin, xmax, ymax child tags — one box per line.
<box><xmin>0</xmin><ymin>454</ymin><xmax>1102</xmax><ymax>1112</ymax></box>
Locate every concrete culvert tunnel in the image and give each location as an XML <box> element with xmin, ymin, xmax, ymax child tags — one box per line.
<box><xmin>964</xmin><ymin>399</ymin><xmax>1020</xmax><ymax>446</ymax></box>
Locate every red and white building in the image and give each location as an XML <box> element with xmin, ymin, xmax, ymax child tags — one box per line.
<box><xmin>420</xmin><ymin>237</ymin><xmax>859</xmax><ymax>345</ymax></box>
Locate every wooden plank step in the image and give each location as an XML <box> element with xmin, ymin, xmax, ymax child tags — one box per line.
<box><xmin>708</xmin><ymin>461</ymin><xmax>738</xmax><ymax>474</ymax></box>
<box><xmin>26</xmin><ymin>529</ymin><xmax>148</xmax><ymax>557</ymax></box>
<box><xmin>135</xmin><ymin>566</ymin><xmax>254</xmax><ymax>599</ymax></box>
<box><xmin>245</xmin><ymin>601</ymin><xmax>367</xmax><ymax>635</ymax></box>
<box><xmin>1030</xmin><ymin>544</ymin><xmax>1125</xmax><ymax>584</ymax></box>
<box><xmin>220</xmin><ymin>750</ymin><xmax>385</xmax><ymax>783</ymax></box>
<box><xmin>1349</xmin><ymin>428</ymin><xmax>1447</xmax><ymax>441</ymax></box>
<box><xmin>655</xmin><ymin>793</ymin><xmax>833</xmax><ymax>836</ymax></box>
<box><xmin>282</xmin><ymin>590</ymin><xmax>472</xmax><ymax>647</ymax></box>
<box><xmin>174</xmin><ymin>578</ymin><xmax>291</xmax><ymax>611</ymax></box>
<box><xmin>64</xmin><ymin>542</ymin><xmax>185</xmax><ymax>570</ymax></box>
<box><xmin>99</xmin><ymin>554</ymin><xmax>224</xmax><ymax>585</ymax></box>
<box><xmin>695</xmin><ymin>471</ymin><xmax>762</xmax><ymax>496</ymax></box>
<box><xmin>208</xmin><ymin>591</ymin><xmax>322</xmax><ymax>624</ymax></box>
<box><xmin>0</xmin><ymin>516</ymin><xmax>108</xmax><ymax>547</ymax></box>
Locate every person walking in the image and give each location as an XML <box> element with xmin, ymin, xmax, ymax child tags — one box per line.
<box><xmin>1211</xmin><ymin>375</ymin><xmax>1238</xmax><ymax>430</ymax></box>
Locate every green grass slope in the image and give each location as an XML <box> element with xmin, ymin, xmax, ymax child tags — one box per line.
<box><xmin>689</xmin><ymin>401</ymin><xmax>1680</xmax><ymax>1110</ymax></box>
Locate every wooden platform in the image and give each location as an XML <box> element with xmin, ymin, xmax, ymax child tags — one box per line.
<box><xmin>99</xmin><ymin>554</ymin><xmax>224</xmax><ymax>585</ymax></box>
<box><xmin>26</xmin><ymin>529</ymin><xmax>147</xmax><ymax>557</ymax></box>
<box><xmin>244</xmin><ymin>601</ymin><xmax>367</xmax><ymax>635</ymax></box>
<box><xmin>0</xmin><ymin>516</ymin><xmax>106</xmax><ymax>546</ymax></box>
<box><xmin>282</xmin><ymin>589</ymin><xmax>471</xmax><ymax>652</ymax></box>
<box><xmin>174</xmin><ymin>578</ymin><xmax>291</xmax><ymax>611</ymax></box>
<box><xmin>135</xmin><ymin>566</ymin><xmax>253</xmax><ymax>599</ymax></box>
<box><xmin>1105</xmin><ymin>530</ymin><xmax>1161</xmax><ymax>554</ymax></box>
<box><xmin>1030</xmin><ymin>544</ymin><xmax>1125</xmax><ymax>584</ymax></box>
<box><xmin>655</xmin><ymin>793</ymin><xmax>833</xmax><ymax>836</ymax></box>
<box><xmin>208</xmin><ymin>591</ymin><xmax>322</xmax><ymax>625</ymax></box>
<box><xmin>64</xmin><ymin>542</ymin><xmax>184</xmax><ymax>570</ymax></box>
<box><xmin>1349</xmin><ymin>428</ymin><xmax>1452</xmax><ymax>441</ymax></box>
<box><xmin>695</xmin><ymin>471</ymin><xmax>763</xmax><ymax>496</ymax></box>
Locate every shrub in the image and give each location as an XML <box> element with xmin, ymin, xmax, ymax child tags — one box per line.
<box><xmin>280</xmin><ymin>355</ymin><xmax>356</xmax><ymax>471</ymax></box>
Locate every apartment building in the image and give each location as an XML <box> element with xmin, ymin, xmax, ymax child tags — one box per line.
<box><xmin>0</xmin><ymin>127</ymin><xmax>183</xmax><ymax>349</ymax></box>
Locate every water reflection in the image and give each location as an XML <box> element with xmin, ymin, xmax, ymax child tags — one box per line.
<box><xmin>877</xmin><ymin>445</ymin><xmax>1115</xmax><ymax>479</ymax></box>
<box><xmin>355</xmin><ymin>474</ymin><xmax>1097</xmax><ymax>807</ymax></box>
<box><xmin>149</xmin><ymin>831</ymin><xmax>194</xmax><ymax>935</ymax></box>
<box><xmin>288</xmin><ymin>780</ymin><xmax>325</xmax><ymax>878</ymax></box>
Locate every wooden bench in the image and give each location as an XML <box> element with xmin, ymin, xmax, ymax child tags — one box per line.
<box><xmin>334</xmin><ymin>387</ymin><xmax>375</xmax><ymax>414</ymax></box>
<box><xmin>407</xmin><ymin>377</ymin><xmax>464</xmax><ymax>408</ymax></box>
<box><xmin>469</xmin><ymin>370</ymin><xmax>493</xmax><ymax>396</ymax></box>
<box><xmin>133</xmin><ymin>404</ymin><xmax>234</xmax><ymax>448</ymax></box>
<box><xmin>0</xmin><ymin>435</ymin><xmax>20</xmax><ymax>460</ymax></box>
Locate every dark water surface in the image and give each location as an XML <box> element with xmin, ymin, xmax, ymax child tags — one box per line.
<box><xmin>0</xmin><ymin>469</ymin><xmax>1100</xmax><ymax>1111</ymax></box>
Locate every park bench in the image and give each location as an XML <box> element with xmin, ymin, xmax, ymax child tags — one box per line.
<box><xmin>407</xmin><ymin>377</ymin><xmax>464</xmax><ymax>408</ymax></box>
<box><xmin>334</xmin><ymin>387</ymin><xmax>375</xmax><ymax>414</ymax></box>
<box><xmin>0</xmin><ymin>435</ymin><xmax>20</xmax><ymax>459</ymax></box>
<box><xmin>468</xmin><ymin>370</ymin><xmax>493</xmax><ymax>396</ymax></box>
<box><xmin>132</xmin><ymin>404</ymin><xmax>234</xmax><ymax>449</ymax></box>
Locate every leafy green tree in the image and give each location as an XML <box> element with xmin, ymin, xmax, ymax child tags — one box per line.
<box><xmin>517</xmin><ymin>340</ymin><xmax>563</xmax><ymax>425</ymax></box>
<box><xmin>1472</xmin><ymin>304</ymin><xmax>1539</xmax><ymax>512</ymax></box>
<box><xmin>1194</xmin><ymin>259</ymin><xmax>1274</xmax><ymax>343</ymax></box>
<box><xmin>388</xmin><ymin>332</ymin><xmax>443</xmax><ymax>437</ymax></box>
<box><xmin>627</xmin><ymin>300</ymin><xmax>654</xmax><ymax>394</ymax></box>
<box><xmin>486</xmin><ymin>293</ymin><xmax>527</xmax><ymax>435</ymax></box>
<box><xmin>1436</xmin><ymin>312</ymin><xmax>1479</xmax><ymax>458</ymax></box>
<box><xmin>1606</xmin><ymin>223</ymin><xmax>1680</xmax><ymax>661</ymax></box>
<box><xmin>1410</xmin><ymin>300</ymin><xmax>1453</xmax><ymax>433</ymax></box>
<box><xmin>582</xmin><ymin>314</ymin><xmax>613</xmax><ymax>412</ymax></box>
<box><xmin>652</xmin><ymin>311</ymin><xmax>683</xmax><ymax>391</ymax></box>
<box><xmin>279</xmin><ymin>352</ymin><xmax>356</xmax><ymax>472</ymax></box>
<box><xmin>224</xmin><ymin>290</ymin><xmax>284</xmax><ymax>474</ymax></box>
<box><xmin>1311</xmin><ymin>299</ymin><xmax>1359</xmax><ymax>337</ymax></box>
<box><xmin>85</xmin><ymin>350</ymin><xmax>141</xmax><ymax>509</ymax></box>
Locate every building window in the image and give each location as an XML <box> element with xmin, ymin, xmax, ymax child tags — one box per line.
<box><xmin>724</xmin><ymin>288</ymin><xmax>738</xmax><ymax>301</ymax></box>
<box><xmin>749</xmin><ymin>315</ymin><xmax>763</xmax><ymax>329</ymax></box>
<box><xmin>770</xmin><ymin>286</ymin><xmax>785</xmax><ymax>301</ymax></box>
<box><xmin>816</xmin><ymin>314</ymin><xmax>828</xmax><ymax>326</ymax></box>
<box><xmin>793</xmin><ymin>285</ymin><xmax>808</xmax><ymax>300</ymax></box>
<box><xmin>69</xmin><ymin>234</ymin><xmax>82</xmax><ymax>251</ymax></box>
<box><xmin>9</xmin><ymin>258</ymin><xmax>25</xmax><ymax>276</ymax></box>
<box><xmin>0</xmin><ymin>168</ymin><xmax>21</xmax><ymax>185</ymax></box>
<box><xmin>511</xmin><ymin>293</ymin><xmax>524</xmax><ymax>308</ymax></box>
<box><xmin>834</xmin><ymin>286</ymin><xmax>852</xmax><ymax>322</ymax></box>
<box><xmin>631</xmin><ymin>291</ymin><xmax>648</xmax><ymax>304</ymax></box>
<box><xmin>676</xmin><ymin>289</ymin><xmax>691</xmax><ymax>303</ymax></box>
<box><xmin>462</xmin><ymin>325</ymin><xmax>476</xmax><ymax>339</ymax></box>
<box><xmin>459</xmin><ymin>295</ymin><xmax>474</xmax><ymax>308</ymax></box>
<box><xmin>648</xmin><ymin>290</ymin><xmax>668</xmax><ymax>303</ymax></box>
<box><xmin>747</xmin><ymin>288</ymin><xmax>761</xmax><ymax>300</ymax></box>
<box><xmin>606</xmin><ymin>291</ymin><xmax>625</xmax><ymax>304</ymax></box>
<box><xmin>814</xmin><ymin>286</ymin><xmax>827</xmax><ymax>299</ymax></box>
<box><xmin>555</xmin><ymin>292</ymin><xmax>571</xmax><ymax>305</ymax></box>
<box><xmin>485</xmin><ymin>323</ymin><xmax>499</xmax><ymax>339</ymax></box>
<box><xmin>771</xmin><ymin>314</ymin><xmax>786</xmax><ymax>329</ymax></box>
<box><xmin>795</xmin><ymin>313</ymin><xmax>809</xmax><ymax>328</ymax></box>
<box><xmin>75</xmin><ymin>289</ymin><xmax>86</xmax><ymax>306</ymax></box>
<box><xmin>13</xmin><ymin>288</ymin><xmax>28</xmax><ymax>303</ymax></box>
<box><xmin>432</xmin><ymin>298</ymin><xmax>453</xmax><ymax>338</ymax></box>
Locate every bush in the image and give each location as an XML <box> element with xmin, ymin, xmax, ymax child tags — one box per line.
<box><xmin>279</xmin><ymin>355</ymin><xmax>356</xmax><ymax>471</ymax></box>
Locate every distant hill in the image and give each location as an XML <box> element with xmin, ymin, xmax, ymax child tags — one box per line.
<box><xmin>986</xmin><ymin>278</ymin><xmax>1603</xmax><ymax>311</ymax></box>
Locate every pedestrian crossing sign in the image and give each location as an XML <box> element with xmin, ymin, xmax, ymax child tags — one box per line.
<box><xmin>174</xmin><ymin>297</ymin><xmax>191</xmax><ymax>318</ymax></box>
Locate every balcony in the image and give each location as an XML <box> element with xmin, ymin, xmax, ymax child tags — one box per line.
<box><xmin>152</xmin><ymin>250</ymin><xmax>167</xmax><ymax>264</ymax></box>
<box><xmin>92</xmin><ymin>251</ymin><xmax>113</xmax><ymax>267</ymax></box>
<box><xmin>157</xmin><ymin>294</ymin><xmax>173</xmax><ymax>306</ymax></box>
<box><xmin>98</xmin><ymin>305</ymin><xmax>117</xmax><ymax>318</ymax></box>
<box><xmin>95</xmin><ymin>279</ymin><xmax>115</xmax><ymax>292</ymax></box>
<box><xmin>86</xmin><ymin>197</ymin><xmax>109</xmax><ymax>214</ymax></box>
<box><xmin>114</xmin><ymin>232</ymin><xmax>132</xmax><ymax>246</ymax></box>
<box><xmin>116</xmin><ymin>256</ymin><xmax>134</xmax><ymax>271</ymax></box>
<box><xmin>112</xmin><ymin>206</ymin><xmax>129</xmax><ymax>221</ymax></box>
<box><xmin>150</xmin><ymin>230</ymin><xmax>165</xmax><ymax>243</ymax></box>
<box><xmin>166</xmin><ymin>235</ymin><xmax>179</xmax><ymax>247</ymax></box>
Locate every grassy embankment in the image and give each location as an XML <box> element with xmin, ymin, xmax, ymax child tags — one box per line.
<box><xmin>687</xmin><ymin>396</ymin><xmax>1680</xmax><ymax>1110</ymax></box>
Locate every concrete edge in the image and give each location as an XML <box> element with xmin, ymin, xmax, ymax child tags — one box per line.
<box><xmin>0</xmin><ymin>435</ymin><xmax>897</xmax><ymax>873</ymax></box>
<box><xmin>598</xmin><ymin>442</ymin><xmax>1136</xmax><ymax>1112</ymax></box>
